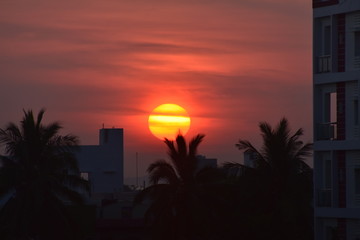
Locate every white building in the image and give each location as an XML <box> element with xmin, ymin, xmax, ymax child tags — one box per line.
<box><xmin>313</xmin><ymin>1</ymin><xmax>360</xmax><ymax>239</ymax></box>
<box><xmin>76</xmin><ymin>128</ymin><xmax>124</xmax><ymax>201</ymax></box>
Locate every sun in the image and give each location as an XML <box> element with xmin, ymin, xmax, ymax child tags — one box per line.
<box><xmin>148</xmin><ymin>104</ymin><xmax>191</xmax><ymax>140</ymax></box>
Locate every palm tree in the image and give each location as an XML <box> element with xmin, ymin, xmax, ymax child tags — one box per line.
<box><xmin>135</xmin><ymin>134</ymin><xmax>223</xmax><ymax>240</ymax></box>
<box><xmin>0</xmin><ymin>109</ymin><xmax>89</xmax><ymax>240</ymax></box>
<box><xmin>235</xmin><ymin>118</ymin><xmax>312</xmax><ymax>177</ymax></box>
<box><xmin>225</xmin><ymin>118</ymin><xmax>313</xmax><ymax>240</ymax></box>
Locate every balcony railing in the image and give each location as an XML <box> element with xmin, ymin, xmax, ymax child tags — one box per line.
<box><xmin>317</xmin><ymin>122</ymin><xmax>337</xmax><ymax>140</ymax></box>
<box><xmin>313</xmin><ymin>0</ymin><xmax>339</xmax><ymax>8</ymax></box>
<box><xmin>317</xmin><ymin>55</ymin><xmax>332</xmax><ymax>73</ymax></box>
<box><xmin>317</xmin><ymin>189</ymin><xmax>332</xmax><ymax>207</ymax></box>
<box><xmin>355</xmin><ymin>56</ymin><xmax>360</xmax><ymax>69</ymax></box>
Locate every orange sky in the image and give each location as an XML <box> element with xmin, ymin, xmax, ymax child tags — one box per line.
<box><xmin>0</xmin><ymin>0</ymin><xmax>312</xmax><ymax>184</ymax></box>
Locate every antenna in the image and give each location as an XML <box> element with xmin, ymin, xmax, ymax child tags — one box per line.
<box><xmin>136</xmin><ymin>152</ymin><xmax>139</xmax><ymax>188</ymax></box>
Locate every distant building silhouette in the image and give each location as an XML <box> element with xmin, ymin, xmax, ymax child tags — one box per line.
<box><xmin>196</xmin><ymin>155</ymin><xmax>217</xmax><ymax>170</ymax></box>
<box><xmin>76</xmin><ymin>128</ymin><xmax>124</xmax><ymax>202</ymax></box>
<box><xmin>313</xmin><ymin>1</ymin><xmax>360</xmax><ymax>239</ymax></box>
<box><xmin>243</xmin><ymin>150</ymin><xmax>256</xmax><ymax>168</ymax></box>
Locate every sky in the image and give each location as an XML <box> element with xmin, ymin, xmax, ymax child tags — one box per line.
<box><xmin>0</xmin><ymin>0</ymin><xmax>313</xmax><ymax>184</ymax></box>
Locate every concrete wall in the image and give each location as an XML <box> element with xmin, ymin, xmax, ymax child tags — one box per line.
<box><xmin>75</xmin><ymin>128</ymin><xmax>124</xmax><ymax>197</ymax></box>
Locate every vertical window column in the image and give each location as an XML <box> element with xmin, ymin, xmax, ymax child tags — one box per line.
<box><xmin>319</xmin><ymin>25</ymin><xmax>332</xmax><ymax>73</ymax></box>
<box><xmin>355</xmin><ymin>169</ymin><xmax>360</xmax><ymax>195</ymax></box>
<box><xmin>337</xmin><ymin>82</ymin><xmax>346</xmax><ymax>140</ymax></box>
<box><xmin>354</xmin><ymin>167</ymin><xmax>360</xmax><ymax>207</ymax></box>
<box><xmin>354</xmin><ymin>31</ymin><xmax>360</xmax><ymax>69</ymax></box>
<box><xmin>337</xmin><ymin>150</ymin><xmax>346</xmax><ymax>208</ymax></box>
<box><xmin>337</xmin><ymin>14</ymin><xmax>346</xmax><ymax>72</ymax></box>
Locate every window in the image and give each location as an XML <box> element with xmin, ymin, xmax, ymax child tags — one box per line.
<box><xmin>355</xmin><ymin>31</ymin><xmax>360</xmax><ymax>57</ymax></box>
<box><xmin>324</xmin><ymin>159</ymin><xmax>332</xmax><ymax>189</ymax></box>
<box><xmin>325</xmin><ymin>226</ymin><xmax>335</xmax><ymax>240</ymax></box>
<box><xmin>355</xmin><ymin>99</ymin><xmax>359</xmax><ymax>125</ymax></box>
<box><xmin>316</xmin><ymin>18</ymin><xmax>332</xmax><ymax>73</ymax></box>
<box><xmin>80</xmin><ymin>172</ymin><xmax>89</xmax><ymax>181</ymax></box>
<box><xmin>355</xmin><ymin>168</ymin><xmax>360</xmax><ymax>195</ymax></box>
<box><xmin>324</xmin><ymin>92</ymin><xmax>337</xmax><ymax>123</ymax></box>
<box><xmin>325</xmin><ymin>226</ymin><xmax>337</xmax><ymax>240</ymax></box>
<box><xmin>318</xmin><ymin>91</ymin><xmax>337</xmax><ymax>140</ymax></box>
<box><xmin>330</xmin><ymin>92</ymin><xmax>337</xmax><ymax>123</ymax></box>
<box><xmin>324</xmin><ymin>26</ymin><xmax>331</xmax><ymax>55</ymax></box>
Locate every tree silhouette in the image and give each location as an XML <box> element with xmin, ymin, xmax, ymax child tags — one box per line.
<box><xmin>225</xmin><ymin>118</ymin><xmax>313</xmax><ymax>240</ymax></box>
<box><xmin>135</xmin><ymin>134</ymin><xmax>222</xmax><ymax>240</ymax></box>
<box><xmin>236</xmin><ymin>118</ymin><xmax>312</xmax><ymax>177</ymax></box>
<box><xmin>0</xmin><ymin>109</ymin><xmax>89</xmax><ymax>240</ymax></box>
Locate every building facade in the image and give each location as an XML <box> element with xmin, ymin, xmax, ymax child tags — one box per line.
<box><xmin>76</xmin><ymin>128</ymin><xmax>124</xmax><ymax>201</ymax></box>
<box><xmin>196</xmin><ymin>155</ymin><xmax>217</xmax><ymax>170</ymax></box>
<box><xmin>313</xmin><ymin>0</ymin><xmax>360</xmax><ymax>239</ymax></box>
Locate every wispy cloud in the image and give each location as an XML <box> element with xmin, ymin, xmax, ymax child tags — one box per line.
<box><xmin>0</xmin><ymin>0</ymin><xmax>312</xmax><ymax>179</ymax></box>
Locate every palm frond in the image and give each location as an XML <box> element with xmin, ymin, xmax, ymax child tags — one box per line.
<box><xmin>189</xmin><ymin>134</ymin><xmax>205</xmax><ymax>157</ymax></box>
<box><xmin>35</xmin><ymin>108</ymin><xmax>46</xmax><ymax>130</ymax></box>
<box><xmin>222</xmin><ymin>162</ymin><xmax>250</xmax><ymax>177</ymax></box>
<box><xmin>236</xmin><ymin>140</ymin><xmax>268</xmax><ymax>169</ymax></box>
<box><xmin>52</xmin><ymin>184</ymin><xmax>85</xmax><ymax>204</ymax></box>
<box><xmin>237</xmin><ymin>118</ymin><xmax>313</xmax><ymax>177</ymax></box>
<box><xmin>276</xmin><ymin>118</ymin><xmax>291</xmax><ymax>139</ymax></box>
<box><xmin>49</xmin><ymin>134</ymin><xmax>79</xmax><ymax>154</ymax></box>
<box><xmin>147</xmin><ymin>160</ymin><xmax>179</xmax><ymax>185</ymax></box>
<box><xmin>0</xmin><ymin>109</ymin><xmax>86</xmax><ymax>238</ymax></box>
<box><xmin>236</xmin><ymin>140</ymin><xmax>257</xmax><ymax>152</ymax></box>
<box><xmin>164</xmin><ymin>139</ymin><xmax>178</xmax><ymax>165</ymax></box>
<box><xmin>259</xmin><ymin>121</ymin><xmax>273</xmax><ymax>139</ymax></box>
<box><xmin>55</xmin><ymin>152</ymin><xmax>80</xmax><ymax>173</ymax></box>
<box><xmin>164</xmin><ymin>137</ymin><xmax>186</xmax><ymax>179</ymax></box>
<box><xmin>291</xmin><ymin>128</ymin><xmax>304</xmax><ymax>140</ymax></box>
<box><xmin>58</xmin><ymin>173</ymin><xmax>90</xmax><ymax>193</ymax></box>
<box><xmin>175</xmin><ymin>134</ymin><xmax>187</xmax><ymax>159</ymax></box>
<box><xmin>222</xmin><ymin>162</ymin><xmax>246</xmax><ymax>169</ymax></box>
<box><xmin>0</xmin><ymin>123</ymin><xmax>22</xmax><ymax>156</ymax></box>
<box><xmin>21</xmin><ymin>110</ymin><xmax>36</xmax><ymax>139</ymax></box>
<box><xmin>294</xmin><ymin>142</ymin><xmax>313</xmax><ymax>161</ymax></box>
<box><xmin>42</xmin><ymin>122</ymin><xmax>62</xmax><ymax>143</ymax></box>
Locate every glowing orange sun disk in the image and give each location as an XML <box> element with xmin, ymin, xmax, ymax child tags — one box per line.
<box><xmin>148</xmin><ymin>104</ymin><xmax>191</xmax><ymax>140</ymax></box>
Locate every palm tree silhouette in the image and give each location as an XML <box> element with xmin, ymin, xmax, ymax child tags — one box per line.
<box><xmin>235</xmin><ymin>118</ymin><xmax>312</xmax><ymax>177</ymax></box>
<box><xmin>226</xmin><ymin>118</ymin><xmax>313</xmax><ymax>240</ymax></box>
<box><xmin>136</xmin><ymin>134</ymin><xmax>221</xmax><ymax>240</ymax></box>
<box><xmin>0</xmin><ymin>109</ymin><xmax>89</xmax><ymax>240</ymax></box>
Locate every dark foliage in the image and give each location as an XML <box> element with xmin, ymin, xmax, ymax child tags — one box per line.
<box><xmin>0</xmin><ymin>109</ymin><xmax>90</xmax><ymax>240</ymax></box>
<box><xmin>135</xmin><ymin>134</ymin><xmax>227</xmax><ymax>240</ymax></box>
<box><xmin>223</xmin><ymin>118</ymin><xmax>313</xmax><ymax>240</ymax></box>
<box><xmin>135</xmin><ymin>119</ymin><xmax>313</xmax><ymax>240</ymax></box>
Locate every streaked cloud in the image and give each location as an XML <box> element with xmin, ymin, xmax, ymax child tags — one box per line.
<box><xmin>0</xmin><ymin>0</ymin><xmax>312</xmax><ymax>182</ymax></box>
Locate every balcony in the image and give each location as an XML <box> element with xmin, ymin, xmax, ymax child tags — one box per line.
<box><xmin>355</xmin><ymin>56</ymin><xmax>360</xmax><ymax>69</ymax></box>
<box><xmin>313</xmin><ymin>0</ymin><xmax>339</xmax><ymax>8</ymax></box>
<box><xmin>317</xmin><ymin>55</ymin><xmax>332</xmax><ymax>73</ymax></box>
<box><xmin>317</xmin><ymin>122</ymin><xmax>337</xmax><ymax>140</ymax></box>
<box><xmin>317</xmin><ymin>189</ymin><xmax>332</xmax><ymax>207</ymax></box>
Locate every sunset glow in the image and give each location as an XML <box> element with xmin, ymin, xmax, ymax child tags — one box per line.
<box><xmin>148</xmin><ymin>104</ymin><xmax>191</xmax><ymax>140</ymax></box>
<box><xmin>1</xmin><ymin>0</ymin><xmax>312</xmax><ymax>182</ymax></box>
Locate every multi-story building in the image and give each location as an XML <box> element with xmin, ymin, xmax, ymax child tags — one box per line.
<box><xmin>76</xmin><ymin>128</ymin><xmax>124</xmax><ymax>202</ymax></box>
<box><xmin>313</xmin><ymin>0</ymin><xmax>360</xmax><ymax>239</ymax></box>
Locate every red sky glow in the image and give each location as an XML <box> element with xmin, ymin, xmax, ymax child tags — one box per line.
<box><xmin>0</xmin><ymin>0</ymin><xmax>313</xmax><ymax>184</ymax></box>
